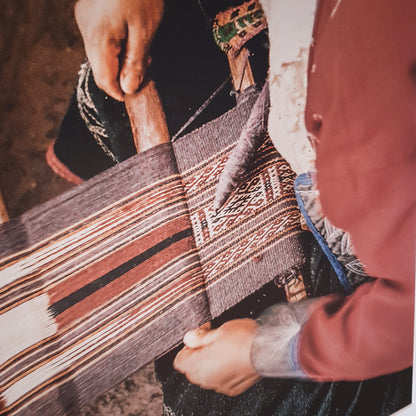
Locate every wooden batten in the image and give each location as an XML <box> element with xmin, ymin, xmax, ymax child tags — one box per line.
<box><xmin>0</xmin><ymin>189</ymin><xmax>9</xmax><ymax>224</ymax></box>
<box><xmin>227</xmin><ymin>47</ymin><xmax>255</xmax><ymax>93</ymax></box>
<box><xmin>125</xmin><ymin>80</ymin><xmax>170</xmax><ymax>154</ymax></box>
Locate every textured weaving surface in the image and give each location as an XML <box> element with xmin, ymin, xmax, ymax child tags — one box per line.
<box><xmin>0</xmin><ymin>89</ymin><xmax>305</xmax><ymax>415</ymax></box>
<box><xmin>0</xmin><ymin>145</ymin><xmax>209</xmax><ymax>416</ymax></box>
<box><xmin>174</xmin><ymin>90</ymin><xmax>305</xmax><ymax>316</ymax></box>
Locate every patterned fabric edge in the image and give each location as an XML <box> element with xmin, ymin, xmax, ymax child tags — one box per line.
<box><xmin>213</xmin><ymin>0</ymin><xmax>267</xmax><ymax>57</ymax></box>
<box><xmin>76</xmin><ymin>62</ymin><xmax>118</xmax><ymax>163</ymax></box>
<box><xmin>46</xmin><ymin>142</ymin><xmax>83</xmax><ymax>185</ymax></box>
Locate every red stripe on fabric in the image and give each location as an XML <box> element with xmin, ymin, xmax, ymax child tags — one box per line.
<box><xmin>0</xmin><ymin>176</ymin><xmax>182</xmax><ymax>276</ymax></box>
<box><xmin>113</xmin><ymin>269</ymin><xmax>206</xmax><ymax>336</ymax></box>
<box><xmin>1</xmin><ymin>270</ymin><xmax>206</xmax><ymax>416</ymax></box>
<box><xmin>55</xmin><ymin>235</ymin><xmax>196</xmax><ymax>328</ymax></box>
<box><xmin>48</xmin><ymin>214</ymin><xmax>191</xmax><ymax>303</ymax></box>
<box><xmin>0</xmin><ymin>258</ymin><xmax>201</xmax><ymax>391</ymax></box>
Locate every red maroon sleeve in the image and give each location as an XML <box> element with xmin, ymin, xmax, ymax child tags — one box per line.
<box><xmin>299</xmin><ymin>0</ymin><xmax>416</xmax><ymax>380</ymax></box>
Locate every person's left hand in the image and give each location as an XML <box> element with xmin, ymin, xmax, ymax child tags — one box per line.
<box><xmin>173</xmin><ymin>319</ymin><xmax>261</xmax><ymax>396</ymax></box>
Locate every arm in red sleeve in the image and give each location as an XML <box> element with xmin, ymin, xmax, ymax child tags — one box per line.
<box><xmin>299</xmin><ymin>0</ymin><xmax>416</xmax><ymax>381</ymax></box>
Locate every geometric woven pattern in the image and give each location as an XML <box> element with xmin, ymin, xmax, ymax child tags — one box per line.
<box><xmin>0</xmin><ymin>88</ymin><xmax>305</xmax><ymax>415</ymax></box>
<box><xmin>212</xmin><ymin>0</ymin><xmax>267</xmax><ymax>56</ymax></box>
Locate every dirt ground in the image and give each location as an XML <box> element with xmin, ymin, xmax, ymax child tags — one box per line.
<box><xmin>0</xmin><ymin>1</ymin><xmax>163</xmax><ymax>415</ymax></box>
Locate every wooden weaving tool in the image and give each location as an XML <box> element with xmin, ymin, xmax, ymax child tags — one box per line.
<box><xmin>124</xmin><ymin>79</ymin><xmax>170</xmax><ymax>153</ymax></box>
<box><xmin>0</xmin><ymin>190</ymin><xmax>8</xmax><ymax>224</ymax></box>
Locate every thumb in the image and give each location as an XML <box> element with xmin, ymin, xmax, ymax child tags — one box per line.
<box><xmin>119</xmin><ymin>24</ymin><xmax>151</xmax><ymax>94</ymax></box>
<box><xmin>183</xmin><ymin>322</ymin><xmax>217</xmax><ymax>349</ymax></box>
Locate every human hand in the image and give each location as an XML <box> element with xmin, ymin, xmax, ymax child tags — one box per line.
<box><xmin>174</xmin><ymin>320</ymin><xmax>261</xmax><ymax>396</ymax></box>
<box><xmin>75</xmin><ymin>0</ymin><xmax>164</xmax><ymax>100</ymax></box>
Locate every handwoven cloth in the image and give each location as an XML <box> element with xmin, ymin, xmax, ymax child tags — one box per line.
<box><xmin>174</xmin><ymin>89</ymin><xmax>305</xmax><ymax>315</ymax></box>
<box><xmin>212</xmin><ymin>0</ymin><xmax>267</xmax><ymax>57</ymax></box>
<box><xmin>0</xmin><ymin>88</ymin><xmax>305</xmax><ymax>416</ymax></box>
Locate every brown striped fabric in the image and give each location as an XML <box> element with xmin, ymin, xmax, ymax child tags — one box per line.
<box><xmin>0</xmin><ymin>88</ymin><xmax>306</xmax><ymax>415</ymax></box>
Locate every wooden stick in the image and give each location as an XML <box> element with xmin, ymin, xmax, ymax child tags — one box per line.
<box><xmin>0</xmin><ymin>189</ymin><xmax>9</xmax><ymax>224</ymax></box>
<box><xmin>227</xmin><ymin>47</ymin><xmax>255</xmax><ymax>93</ymax></box>
<box><xmin>124</xmin><ymin>80</ymin><xmax>170</xmax><ymax>153</ymax></box>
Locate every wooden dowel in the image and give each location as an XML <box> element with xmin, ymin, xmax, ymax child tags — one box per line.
<box><xmin>227</xmin><ymin>47</ymin><xmax>255</xmax><ymax>93</ymax></box>
<box><xmin>0</xmin><ymin>189</ymin><xmax>9</xmax><ymax>224</ymax></box>
<box><xmin>124</xmin><ymin>80</ymin><xmax>170</xmax><ymax>153</ymax></box>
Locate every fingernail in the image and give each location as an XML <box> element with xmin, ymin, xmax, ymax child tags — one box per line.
<box><xmin>183</xmin><ymin>331</ymin><xmax>199</xmax><ymax>348</ymax></box>
<box><xmin>120</xmin><ymin>72</ymin><xmax>143</xmax><ymax>95</ymax></box>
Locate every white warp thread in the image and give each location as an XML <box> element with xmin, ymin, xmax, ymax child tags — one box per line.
<box><xmin>0</xmin><ymin>293</ymin><xmax>57</xmax><ymax>367</ymax></box>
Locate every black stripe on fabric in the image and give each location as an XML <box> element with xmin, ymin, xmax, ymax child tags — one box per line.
<box><xmin>50</xmin><ymin>228</ymin><xmax>193</xmax><ymax>317</ymax></box>
<box><xmin>0</xmin><ymin>175</ymin><xmax>182</xmax><ymax>269</ymax></box>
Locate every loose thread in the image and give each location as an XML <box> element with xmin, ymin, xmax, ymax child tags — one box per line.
<box><xmin>172</xmin><ymin>75</ymin><xmax>231</xmax><ymax>142</ymax></box>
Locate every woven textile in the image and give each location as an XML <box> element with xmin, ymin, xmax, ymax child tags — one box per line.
<box><xmin>212</xmin><ymin>0</ymin><xmax>267</xmax><ymax>57</ymax></box>
<box><xmin>0</xmin><ymin>88</ymin><xmax>305</xmax><ymax>415</ymax></box>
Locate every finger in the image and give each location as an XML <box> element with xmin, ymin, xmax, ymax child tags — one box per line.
<box><xmin>119</xmin><ymin>23</ymin><xmax>151</xmax><ymax>95</ymax></box>
<box><xmin>173</xmin><ymin>345</ymin><xmax>211</xmax><ymax>374</ymax></box>
<box><xmin>222</xmin><ymin>374</ymin><xmax>260</xmax><ymax>397</ymax></box>
<box><xmin>173</xmin><ymin>348</ymin><xmax>215</xmax><ymax>390</ymax></box>
<box><xmin>183</xmin><ymin>323</ymin><xmax>217</xmax><ymax>349</ymax></box>
<box><xmin>198</xmin><ymin>321</ymin><xmax>212</xmax><ymax>331</ymax></box>
<box><xmin>183</xmin><ymin>322</ymin><xmax>211</xmax><ymax>348</ymax></box>
<box><xmin>86</xmin><ymin>36</ymin><xmax>125</xmax><ymax>101</ymax></box>
<box><xmin>173</xmin><ymin>347</ymin><xmax>195</xmax><ymax>373</ymax></box>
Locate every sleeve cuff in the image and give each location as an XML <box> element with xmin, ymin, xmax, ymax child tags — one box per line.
<box><xmin>250</xmin><ymin>299</ymin><xmax>319</xmax><ymax>378</ymax></box>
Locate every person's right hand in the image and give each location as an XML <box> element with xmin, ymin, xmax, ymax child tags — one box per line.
<box><xmin>75</xmin><ymin>0</ymin><xmax>164</xmax><ymax>101</ymax></box>
<box><xmin>174</xmin><ymin>320</ymin><xmax>261</xmax><ymax>396</ymax></box>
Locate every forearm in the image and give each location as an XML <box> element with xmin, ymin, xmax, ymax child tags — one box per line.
<box><xmin>252</xmin><ymin>276</ymin><xmax>413</xmax><ymax>382</ymax></box>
